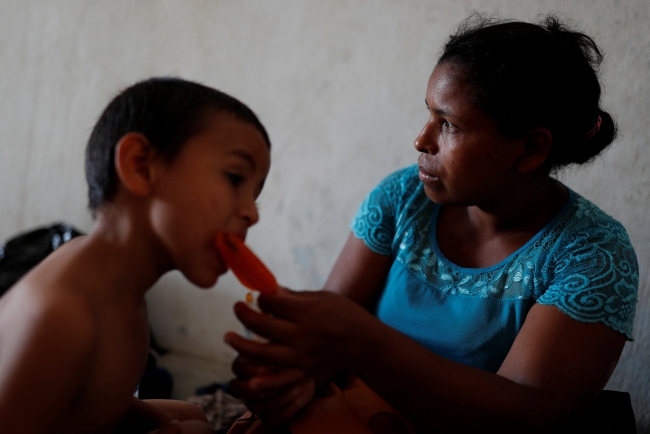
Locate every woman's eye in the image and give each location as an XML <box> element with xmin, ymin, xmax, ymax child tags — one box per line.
<box><xmin>227</xmin><ymin>173</ymin><xmax>243</xmax><ymax>186</ymax></box>
<box><xmin>443</xmin><ymin>121</ymin><xmax>458</xmax><ymax>133</ymax></box>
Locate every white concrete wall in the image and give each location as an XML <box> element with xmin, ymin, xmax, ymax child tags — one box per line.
<box><xmin>1</xmin><ymin>0</ymin><xmax>648</xmax><ymax>429</ymax></box>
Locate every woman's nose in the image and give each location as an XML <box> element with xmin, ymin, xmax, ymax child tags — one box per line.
<box><xmin>414</xmin><ymin>121</ymin><xmax>437</xmax><ymax>154</ymax></box>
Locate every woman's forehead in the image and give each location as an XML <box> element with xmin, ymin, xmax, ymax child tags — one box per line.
<box><xmin>426</xmin><ymin>62</ymin><xmax>476</xmax><ymax>114</ymax></box>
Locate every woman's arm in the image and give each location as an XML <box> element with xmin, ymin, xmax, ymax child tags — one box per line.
<box><xmin>323</xmin><ymin>233</ymin><xmax>394</xmax><ymax>307</ymax></box>
<box><xmin>227</xmin><ymin>290</ymin><xmax>626</xmax><ymax>433</ymax></box>
<box><xmin>358</xmin><ymin>303</ymin><xmax>625</xmax><ymax>432</ymax></box>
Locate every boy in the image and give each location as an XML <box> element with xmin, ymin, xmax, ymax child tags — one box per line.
<box><xmin>0</xmin><ymin>78</ymin><xmax>271</xmax><ymax>433</ymax></box>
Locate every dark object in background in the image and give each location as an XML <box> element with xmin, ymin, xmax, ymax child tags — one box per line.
<box><xmin>0</xmin><ymin>223</ymin><xmax>84</xmax><ymax>296</ymax></box>
<box><xmin>545</xmin><ymin>390</ymin><xmax>636</xmax><ymax>433</ymax></box>
<box><xmin>187</xmin><ymin>387</ymin><xmax>247</xmax><ymax>432</ymax></box>
<box><xmin>577</xmin><ymin>390</ymin><xmax>637</xmax><ymax>433</ymax></box>
<box><xmin>195</xmin><ymin>382</ymin><xmax>231</xmax><ymax>396</ymax></box>
<box><xmin>600</xmin><ymin>391</ymin><xmax>637</xmax><ymax>433</ymax></box>
<box><xmin>138</xmin><ymin>352</ymin><xmax>173</xmax><ymax>399</ymax></box>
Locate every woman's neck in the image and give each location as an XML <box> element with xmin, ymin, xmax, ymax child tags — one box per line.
<box><xmin>466</xmin><ymin>176</ymin><xmax>568</xmax><ymax>236</ymax></box>
<box><xmin>437</xmin><ymin>176</ymin><xmax>569</xmax><ymax>268</ymax></box>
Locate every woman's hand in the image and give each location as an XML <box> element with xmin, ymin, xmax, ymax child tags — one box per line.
<box><xmin>224</xmin><ymin>235</ymin><xmax>394</xmax><ymax>426</ymax></box>
<box><xmin>223</xmin><ymin>279</ymin><xmax>378</xmax><ymax>427</ymax></box>
<box><xmin>228</xmin><ymin>356</ymin><xmax>316</xmax><ymax>426</ymax></box>
<box><xmin>225</xmin><ymin>288</ymin><xmax>383</xmax><ymax>376</ymax></box>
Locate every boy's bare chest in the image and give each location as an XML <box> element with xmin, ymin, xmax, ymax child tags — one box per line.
<box><xmin>59</xmin><ymin>305</ymin><xmax>150</xmax><ymax>432</ymax></box>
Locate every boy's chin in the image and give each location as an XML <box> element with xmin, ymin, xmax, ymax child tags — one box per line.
<box><xmin>186</xmin><ymin>271</ymin><xmax>223</xmax><ymax>289</ymax></box>
<box><xmin>180</xmin><ymin>260</ymin><xmax>228</xmax><ymax>288</ymax></box>
<box><xmin>191</xmin><ymin>264</ymin><xmax>228</xmax><ymax>289</ymax></box>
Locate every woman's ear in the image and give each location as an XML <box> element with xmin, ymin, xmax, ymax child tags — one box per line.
<box><xmin>517</xmin><ymin>128</ymin><xmax>553</xmax><ymax>173</ymax></box>
<box><xmin>114</xmin><ymin>133</ymin><xmax>158</xmax><ymax>197</ymax></box>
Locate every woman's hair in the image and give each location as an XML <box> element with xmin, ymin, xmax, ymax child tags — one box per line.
<box><xmin>85</xmin><ymin>77</ymin><xmax>270</xmax><ymax>213</ymax></box>
<box><xmin>439</xmin><ymin>13</ymin><xmax>617</xmax><ymax>172</ymax></box>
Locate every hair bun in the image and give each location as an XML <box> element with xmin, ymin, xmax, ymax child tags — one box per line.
<box><xmin>439</xmin><ymin>13</ymin><xmax>617</xmax><ymax>172</ymax></box>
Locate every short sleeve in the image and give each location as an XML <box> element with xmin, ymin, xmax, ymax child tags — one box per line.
<box><xmin>537</xmin><ymin>202</ymin><xmax>638</xmax><ymax>340</ymax></box>
<box><xmin>350</xmin><ymin>167</ymin><xmax>415</xmax><ymax>256</ymax></box>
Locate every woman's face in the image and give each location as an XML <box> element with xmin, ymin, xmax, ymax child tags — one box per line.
<box><xmin>415</xmin><ymin>61</ymin><xmax>524</xmax><ymax>208</ymax></box>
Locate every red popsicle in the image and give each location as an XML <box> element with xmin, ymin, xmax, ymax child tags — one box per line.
<box><xmin>215</xmin><ymin>232</ymin><xmax>278</xmax><ymax>295</ymax></box>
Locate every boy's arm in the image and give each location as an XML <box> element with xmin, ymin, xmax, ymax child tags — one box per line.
<box><xmin>118</xmin><ymin>399</ymin><xmax>213</xmax><ymax>434</ymax></box>
<box><xmin>117</xmin><ymin>398</ymin><xmax>213</xmax><ymax>431</ymax></box>
<box><xmin>115</xmin><ymin>397</ymin><xmax>174</xmax><ymax>432</ymax></box>
<box><xmin>0</xmin><ymin>292</ymin><xmax>96</xmax><ymax>433</ymax></box>
<box><xmin>147</xmin><ymin>420</ymin><xmax>214</xmax><ymax>434</ymax></box>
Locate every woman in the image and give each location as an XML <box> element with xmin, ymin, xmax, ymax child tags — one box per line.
<box><xmin>225</xmin><ymin>14</ymin><xmax>638</xmax><ymax>432</ymax></box>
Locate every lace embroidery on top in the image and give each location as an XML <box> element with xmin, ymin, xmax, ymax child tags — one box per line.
<box><xmin>351</xmin><ymin>165</ymin><xmax>638</xmax><ymax>339</ymax></box>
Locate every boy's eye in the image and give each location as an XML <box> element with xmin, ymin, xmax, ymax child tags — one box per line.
<box><xmin>227</xmin><ymin>173</ymin><xmax>244</xmax><ymax>186</ymax></box>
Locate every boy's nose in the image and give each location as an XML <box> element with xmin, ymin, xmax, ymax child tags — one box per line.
<box><xmin>241</xmin><ymin>199</ymin><xmax>260</xmax><ymax>227</ymax></box>
<box><xmin>414</xmin><ymin>121</ymin><xmax>438</xmax><ymax>154</ymax></box>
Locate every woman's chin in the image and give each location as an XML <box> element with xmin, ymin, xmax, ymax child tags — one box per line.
<box><xmin>423</xmin><ymin>185</ymin><xmax>446</xmax><ymax>205</ymax></box>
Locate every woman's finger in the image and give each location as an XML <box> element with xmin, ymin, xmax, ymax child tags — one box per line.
<box><xmin>224</xmin><ymin>331</ymin><xmax>298</xmax><ymax>367</ymax></box>
<box><xmin>228</xmin><ymin>368</ymin><xmax>306</xmax><ymax>402</ymax></box>
<box><xmin>247</xmin><ymin>368</ymin><xmax>306</xmax><ymax>392</ymax></box>
<box><xmin>257</xmin><ymin>288</ymin><xmax>322</xmax><ymax>321</ymax></box>
<box><xmin>231</xmin><ymin>356</ymin><xmax>277</xmax><ymax>379</ymax></box>
<box><xmin>233</xmin><ymin>302</ymin><xmax>306</xmax><ymax>345</ymax></box>
<box><xmin>229</xmin><ymin>378</ymin><xmax>271</xmax><ymax>401</ymax></box>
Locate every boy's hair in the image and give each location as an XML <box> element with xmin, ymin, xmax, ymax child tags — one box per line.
<box><xmin>85</xmin><ymin>77</ymin><xmax>271</xmax><ymax>213</ymax></box>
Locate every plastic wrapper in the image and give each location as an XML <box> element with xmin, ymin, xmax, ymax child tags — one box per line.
<box><xmin>0</xmin><ymin>223</ymin><xmax>83</xmax><ymax>296</ymax></box>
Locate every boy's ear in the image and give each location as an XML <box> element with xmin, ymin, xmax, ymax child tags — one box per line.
<box><xmin>516</xmin><ymin>128</ymin><xmax>553</xmax><ymax>173</ymax></box>
<box><xmin>114</xmin><ymin>133</ymin><xmax>158</xmax><ymax>197</ymax></box>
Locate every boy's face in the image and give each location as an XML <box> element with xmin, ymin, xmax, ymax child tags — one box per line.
<box><xmin>149</xmin><ymin>112</ymin><xmax>271</xmax><ymax>288</ymax></box>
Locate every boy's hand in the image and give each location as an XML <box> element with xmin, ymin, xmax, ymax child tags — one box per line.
<box><xmin>147</xmin><ymin>420</ymin><xmax>214</xmax><ymax>434</ymax></box>
<box><xmin>115</xmin><ymin>397</ymin><xmax>174</xmax><ymax>432</ymax></box>
<box><xmin>229</xmin><ymin>356</ymin><xmax>315</xmax><ymax>426</ymax></box>
<box><xmin>147</xmin><ymin>420</ymin><xmax>181</xmax><ymax>434</ymax></box>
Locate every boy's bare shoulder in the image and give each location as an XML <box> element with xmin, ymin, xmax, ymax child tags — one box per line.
<box><xmin>0</xmin><ymin>237</ymin><xmax>99</xmax><ymax>353</ymax></box>
<box><xmin>0</xmin><ymin>233</ymin><xmax>157</xmax><ymax>432</ymax></box>
<box><xmin>0</xmin><ymin>277</ymin><xmax>98</xmax><ymax>355</ymax></box>
<box><xmin>0</xmin><ymin>247</ymin><xmax>101</xmax><ymax>432</ymax></box>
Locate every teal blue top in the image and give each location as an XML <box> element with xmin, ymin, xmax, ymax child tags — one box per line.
<box><xmin>351</xmin><ymin>165</ymin><xmax>638</xmax><ymax>372</ymax></box>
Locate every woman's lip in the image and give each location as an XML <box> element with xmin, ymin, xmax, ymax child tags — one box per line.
<box><xmin>418</xmin><ymin>168</ymin><xmax>439</xmax><ymax>183</ymax></box>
